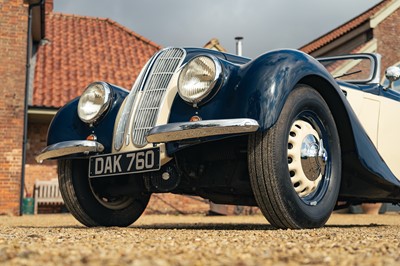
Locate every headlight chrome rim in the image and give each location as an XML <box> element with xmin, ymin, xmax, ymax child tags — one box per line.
<box><xmin>177</xmin><ymin>55</ymin><xmax>223</xmax><ymax>106</ymax></box>
<box><xmin>77</xmin><ymin>81</ymin><xmax>112</xmax><ymax>125</ymax></box>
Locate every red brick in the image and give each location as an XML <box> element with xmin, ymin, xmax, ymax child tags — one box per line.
<box><xmin>374</xmin><ymin>7</ymin><xmax>400</xmax><ymax>75</ymax></box>
<box><xmin>0</xmin><ymin>0</ymin><xmax>28</xmax><ymax>215</ymax></box>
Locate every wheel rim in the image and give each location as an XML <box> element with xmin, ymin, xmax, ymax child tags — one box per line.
<box><xmin>287</xmin><ymin>112</ymin><xmax>331</xmax><ymax>205</ymax></box>
<box><xmin>89</xmin><ymin>180</ymin><xmax>135</xmax><ymax>210</ymax></box>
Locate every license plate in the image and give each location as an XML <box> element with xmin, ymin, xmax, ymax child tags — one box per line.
<box><xmin>89</xmin><ymin>147</ymin><xmax>160</xmax><ymax>178</ymax></box>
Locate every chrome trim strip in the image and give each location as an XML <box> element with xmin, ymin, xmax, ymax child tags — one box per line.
<box><xmin>35</xmin><ymin>140</ymin><xmax>104</xmax><ymax>163</ymax></box>
<box><xmin>114</xmin><ymin>59</ymin><xmax>153</xmax><ymax>151</ymax></box>
<box><xmin>132</xmin><ymin>48</ymin><xmax>186</xmax><ymax>147</ymax></box>
<box><xmin>146</xmin><ymin>119</ymin><xmax>260</xmax><ymax>143</ymax></box>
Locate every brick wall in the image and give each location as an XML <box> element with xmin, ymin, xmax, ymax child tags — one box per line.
<box><xmin>25</xmin><ymin>121</ymin><xmax>58</xmax><ymax>196</ymax></box>
<box><xmin>0</xmin><ymin>0</ymin><xmax>28</xmax><ymax>215</ymax></box>
<box><xmin>375</xmin><ymin>7</ymin><xmax>400</xmax><ymax>76</ymax></box>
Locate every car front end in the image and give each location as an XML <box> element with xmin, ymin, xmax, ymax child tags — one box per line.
<box><xmin>36</xmin><ymin>47</ymin><xmax>259</xmax><ymax>186</ymax></box>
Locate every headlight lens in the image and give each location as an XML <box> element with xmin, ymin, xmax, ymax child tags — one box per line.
<box><xmin>177</xmin><ymin>55</ymin><xmax>222</xmax><ymax>105</ymax></box>
<box><xmin>77</xmin><ymin>82</ymin><xmax>112</xmax><ymax>125</ymax></box>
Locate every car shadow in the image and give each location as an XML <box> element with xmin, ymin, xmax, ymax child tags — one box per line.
<box><xmin>131</xmin><ymin>223</ymin><xmax>387</xmax><ymax>231</ymax></box>
<box><xmin>14</xmin><ymin>222</ymin><xmax>388</xmax><ymax>230</ymax></box>
<box><xmin>132</xmin><ymin>223</ymin><xmax>274</xmax><ymax>230</ymax></box>
<box><xmin>325</xmin><ymin>223</ymin><xmax>387</xmax><ymax>228</ymax></box>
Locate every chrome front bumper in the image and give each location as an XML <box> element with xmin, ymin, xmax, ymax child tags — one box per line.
<box><xmin>146</xmin><ymin>118</ymin><xmax>259</xmax><ymax>143</ymax></box>
<box><xmin>35</xmin><ymin>140</ymin><xmax>104</xmax><ymax>163</ymax></box>
<box><xmin>36</xmin><ymin>119</ymin><xmax>259</xmax><ymax>163</ymax></box>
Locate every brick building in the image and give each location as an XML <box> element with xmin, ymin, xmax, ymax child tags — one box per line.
<box><xmin>300</xmin><ymin>0</ymin><xmax>400</xmax><ymax>76</ymax></box>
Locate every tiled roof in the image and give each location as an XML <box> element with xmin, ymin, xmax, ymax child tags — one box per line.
<box><xmin>300</xmin><ymin>0</ymin><xmax>392</xmax><ymax>54</ymax></box>
<box><xmin>33</xmin><ymin>13</ymin><xmax>161</xmax><ymax>108</ymax></box>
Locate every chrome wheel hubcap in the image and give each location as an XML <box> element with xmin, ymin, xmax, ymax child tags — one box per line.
<box><xmin>301</xmin><ymin>134</ymin><xmax>327</xmax><ymax>181</ymax></box>
<box><xmin>288</xmin><ymin>120</ymin><xmax>328</xmax><ymax>198</ymax></box>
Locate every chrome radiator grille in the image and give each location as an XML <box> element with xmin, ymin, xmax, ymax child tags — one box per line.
<box><xmin>132</xmin><ymin>48</ymin><xmax>185</xmax><ymax>146</ymax></box>
<box><xmin>113</xmin><ymin>60</ymin><xmax>148</xmax><ymax>151</ymax></box>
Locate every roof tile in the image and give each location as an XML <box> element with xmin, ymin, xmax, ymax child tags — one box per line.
<box><xmin>300</xmin><ymin>0</ymin><xmax>392</xmax><ymax>54</ymax></box>
<box><xmin>33</xmin><ymin>13</ymin><xmax>162</xmax><ymax>108</ymax></box>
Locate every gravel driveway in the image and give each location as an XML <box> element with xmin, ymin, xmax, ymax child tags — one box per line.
<box><xmin>0</xmin><ymin>213</ymin><xmax>399</xmax><ymax>265</ymax></box>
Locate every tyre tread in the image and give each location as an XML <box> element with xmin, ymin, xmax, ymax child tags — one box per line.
<box><xmin>248</xmin><ymin>84</ymin><xmax>341</xmax><ymax>229</ymax></box>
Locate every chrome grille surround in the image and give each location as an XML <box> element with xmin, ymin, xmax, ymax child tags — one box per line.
<box><xmin>114</xmin><ymin>60</ymin><xmax>151</xmax><ymax>151</ymax></box>
<box><xmin>113</xmin><ymin>47</ymin><xmax>186</xmax><ymax>151</ymax></box>
<box><xmin>131</xmin><ymin>48</ymin><xmax>186</xmax><ymax>147</ymax></box>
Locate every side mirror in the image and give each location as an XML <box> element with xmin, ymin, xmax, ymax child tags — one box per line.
<box><xmin>385</xmin><ymin>66</ymin><xmax>400</xmax><ymax>90</ymax></box>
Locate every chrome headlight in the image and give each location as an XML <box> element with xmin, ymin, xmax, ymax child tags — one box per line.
<box><xmin>177</xmin><ymin>55</ymin><xmax>222</xmax><ymax>105</ymax></box>
<box><xmin>77</xmin><ymin>81</ymin><xmax>112</xmax><ymax>125</ymax></box>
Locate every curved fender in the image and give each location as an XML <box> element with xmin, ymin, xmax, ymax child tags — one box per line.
<box><xmin>47</xmin><ymin>84</ymin><xmax>128</xmax><ymax>154</ymax></box>
<box><xmin>235</xmin><ymin>49</ymin><xmax>339</xmax><ymax>130</ymax></box>
<box><xmin>237</xmin><ymin>49</ymin><xmax>400</xmax><ymax>194</ymax></box>
<box><xmin>238</xmin><ymin>49</ymin><xmax>400</xmax><ymax>195</ymax></box>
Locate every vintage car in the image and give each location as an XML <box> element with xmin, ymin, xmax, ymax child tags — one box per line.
<box><xmin>36</xmin><ymin>47</ymin><xmax>400</xmax><ymax>229</ymax></box>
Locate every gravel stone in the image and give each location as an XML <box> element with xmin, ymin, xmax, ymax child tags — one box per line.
<box><xmin>0</xmin><ymin>213</ymin><xmax>399</xmax><ymax>265</ymax></box>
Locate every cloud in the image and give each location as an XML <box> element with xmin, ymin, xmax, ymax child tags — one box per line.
<box><xmin>55</xmin><ymin>0</ymin><xmax>382</xmax><ymax>58</ymax></box>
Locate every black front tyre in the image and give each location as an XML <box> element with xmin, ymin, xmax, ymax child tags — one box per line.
<box><xmin>248</xmin><ymin>85</ymin><xmax>341</xmax><ymax>229</ymax></box>
<box><xmin>58</xmin><ymin>159</ymin><xmax>150</xmax><ymax>227</ymax></box>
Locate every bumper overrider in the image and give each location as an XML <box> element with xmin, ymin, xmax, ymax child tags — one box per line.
<box><xmin>35</xmin><ymin>118</ymin><xmax>259</xmax><ymax>163</ymax></box>
<box><xmin>35</xmin><ymin>140</ymin><xmax>105</xmax><ymax>163</ymax></box>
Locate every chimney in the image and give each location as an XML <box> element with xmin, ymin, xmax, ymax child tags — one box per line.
<box><xmin>45</xmin><ymin>0</ymin><xmax>53</xmax><ymax>13</ymax></box>
<box><xmin>235</xmin><ymin>36</ymin><xmax>243</xmax><ymax>56</ymax></box>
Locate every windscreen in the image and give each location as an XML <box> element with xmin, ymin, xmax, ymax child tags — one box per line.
<box><xmin>318</xmin><ymin>55</ymin><xmax>375</xmax><ymax>83</ymax></box>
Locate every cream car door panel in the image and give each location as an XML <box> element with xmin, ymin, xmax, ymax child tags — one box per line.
<box><xmin>343</xmin><ymin>86</ymin><xmax>400</xmax><ymax>179</ymax></box>
<box><xmin>378</xmin><ymin>94</ymin><xmax>400</xmax><ymax>180</ymax></box>
<box><xmin>344</xmin><ymin>88</ymin><xmax>379</xmax><ymax>145</ymax></box>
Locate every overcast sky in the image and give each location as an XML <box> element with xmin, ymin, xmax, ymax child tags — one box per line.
<box><xmin>54</xmin><ymin>0</ymin><xmax>382</xmax><ymax>58</ymax></box>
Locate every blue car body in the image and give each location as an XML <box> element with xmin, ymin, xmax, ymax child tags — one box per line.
<box><xmin>37</xmin><ymin>47</ymin><xmax>400</xmax><ymax>228</ymax></box>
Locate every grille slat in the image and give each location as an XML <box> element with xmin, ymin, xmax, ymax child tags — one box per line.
<box><xmin>131</xmin><ymin>48</ymin><xmax>185</xmax><ymax>147</ymax></box>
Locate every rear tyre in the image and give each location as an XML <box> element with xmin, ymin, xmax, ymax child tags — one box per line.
<box><xmin>248</xmin><ymin>85</ymin><xmax>341</xmax><ymax>229</ymax></box>
<box><xmin>58</xmin><ymin>159</ymin><xmax>150</xmax><ymax>227</ymax></box>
